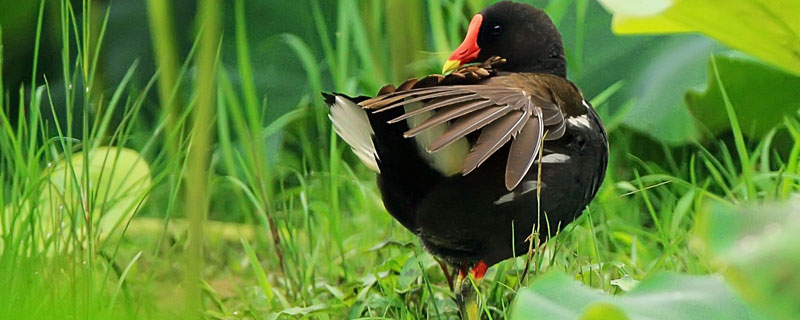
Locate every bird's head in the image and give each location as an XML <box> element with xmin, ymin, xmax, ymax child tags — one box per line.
<box><xmin>443</xmin><ymin>1</ymin><xmax>566</xmax><ymax>77</ymax></box>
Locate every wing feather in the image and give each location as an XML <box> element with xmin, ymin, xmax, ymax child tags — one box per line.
<box><xmin>462</xmin><ymin>110</ymin><xmax>529</xmax><ymax>175</ymax></box>
<box><xmin>388</xmin><ymin>94</ymin><xmax>480</xmax><ymax>123</ymax></box>
<box><xmin>427</xmin><ymin>105</ymin><xmax>512</xmax><ymax>152</ymax></box>
<box><xmin>403</xmin><ymin>100</ymin><xmax>495</xmax><ymax>138</ymax></box>
<box><xmin>370</xmin><ymin>90</ymin><xmax>468</xmax><ymax>111</ymax></box>
<box><xmin>362</xmin><ymin>72</ymin><xmax>581</xmax><ymax>190</ymax></box>
<box><xmin>505</xmin><ymin>115</ymin><xmax>544</xmax><ymax>190</ymax></box>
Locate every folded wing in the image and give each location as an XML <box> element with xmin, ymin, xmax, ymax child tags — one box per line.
<box><xmin>361</xmin><ymin>72</ymin><xmax>572</xmax><ymax>190</ymax></box>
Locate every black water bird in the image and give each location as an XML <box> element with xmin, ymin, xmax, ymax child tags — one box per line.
<box><xmin>323</xmin><ymin>1</ymin><xmax>608</xmax><ymax>318</ymax></box>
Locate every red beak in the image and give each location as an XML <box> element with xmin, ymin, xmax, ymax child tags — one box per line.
<box><xmin>443</xmin><ymin>14</ymin><xmax>483</xmax><ymax>73</ymax></box>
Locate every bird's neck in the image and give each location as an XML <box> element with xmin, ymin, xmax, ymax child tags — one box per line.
<box><xmin>511</xmin><ymin>58</ymin><xmax>567</xmax><ymax>77</ymax></box>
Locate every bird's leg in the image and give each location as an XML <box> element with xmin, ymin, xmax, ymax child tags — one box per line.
<box><xmin>438</xmin><ymin>259</ymin><xmax>455</xmax><ymax>291</ymax></box>
<box><xmin>453</xmin><ymin>266</ymin><xmax>467</xmax><ymax>300</ymax></box>
<box><xmin>454</xmin><ymin>266</ymin><xmax>470</xmax><ymax>318</ymax></box>
<box><xmin>456</xmin><ymin>261</ymin><xmax>488</xmax><ymax>320</ymax></box>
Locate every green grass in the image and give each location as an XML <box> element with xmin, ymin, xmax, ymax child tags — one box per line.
<box><xmin>0</xmin><ymin>0</ymin><xmax>797</xmax><ymax>319</ymax></box>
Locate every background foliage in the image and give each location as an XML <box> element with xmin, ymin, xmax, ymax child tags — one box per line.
<box><xmin>0</xmin><ymin>0</ymin><xmax>798</xmax><ymax>319</ymax></box>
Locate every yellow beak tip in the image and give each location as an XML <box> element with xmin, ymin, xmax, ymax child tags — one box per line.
<box><xmin>442</xmin><ymin>60</ymin><xmax>462</xmax><ymax>74</ymax></box>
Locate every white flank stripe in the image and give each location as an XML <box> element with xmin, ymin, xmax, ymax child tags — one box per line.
<box><xmin>519</xmin><ymin>180</ymin><xmax>540</xmax><ymax>194</ymax></box>
<box><xmin>493</xmin><ymin>192</ymin><xmax>516</xmax><ymax>205</ymax></box>
<box><xmin>567</xmin><ymin>114</ymin><xmax>592</xmax><ymax>129</ymax></box>
<box><xmin>538</xmin><ymin>153</ymin><xmax>571</xmax><ymax>163</ymax></box>
<box><xmin>493</xmin><ymin>181</ymin><xmax>543</xmax><ymax>204</ymax></box>
<box><xmin>329</xmin><ymin>96</ymin><xmax>380</xmax><ymax>172</ymax></box>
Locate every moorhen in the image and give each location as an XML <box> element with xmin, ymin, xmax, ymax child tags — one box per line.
<box><xmin>323</xmin><ymin>1</ymin><xmax>608</xmax><ymax>318</ymax></box>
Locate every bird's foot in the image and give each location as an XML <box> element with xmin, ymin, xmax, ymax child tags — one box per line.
<box><xmin>456</xmin><ymin>260</ymin><xmax>487</xmax><ymax>320</ymax></box>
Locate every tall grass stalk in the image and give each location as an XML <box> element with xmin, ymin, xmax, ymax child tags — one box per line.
<box><xmin>145</xmin><ymin>0</ymin><xmax>182</xmax><ymax>149</ymax></box>
<box><xmin>232</xmin><ymin>0</ymin><xmax>283</xmax><ymax>273</ymax></box>
<box><xmin>184</xmin><ymin>0</ymin><xmax>219</xmax><ymax>317</ymax></box>
<box><xmin>0</xmin><ymin>0</ymin><xmax>167</xmax><ymax>317</ymax></box>
<box><xmin>385</xmin><ymin>0</ymin><xmax>425</xmax><ymax>82</ymax></box>
<box><xmin>428</xmin><ymin>0</ymin><xmax>452</xmax><ymax>62</ymax></box>
<box><xmin>711</xmin><ymin>56</ymin><xmax>756</xmax><ymax>201</ymax></box>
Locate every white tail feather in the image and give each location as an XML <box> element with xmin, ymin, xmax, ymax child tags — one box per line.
<box><xmin>328</xmin><ymin>96</ymin><xmax>381</xmax><ymax>172</ymax></box>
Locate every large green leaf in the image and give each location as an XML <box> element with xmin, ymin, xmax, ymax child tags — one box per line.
<box><xmin>596</xmin><ymin>0</ymin><xmax>800</xmax><ymax>76</ymax></box>
<box><xmin>510</xmin><ymin>271</ymin><xmax>757</xmax><ymax>320</ymax></box>
<box><xmin>618</xmin><ymin>36</ymin><xmax>714</xmax><ymax>144</ymax></box>
<box><xmin>2</xmin><ymin>147</ymin><xmax>151</xmax><ymax>252</ymax></box>
<box><xmin>50</xmin><ymin>147</ymin><xmax>152</xmax><ymax>239</ymax></box>
<box><xmin>696</xmin><ymin>202</ymin><xmax>800</xmax><ymax>320</ymax></box>
<box><xmin>686</xmin><ymin>52</ymin><xmax>800</xmax><ymax>138</ymax></box>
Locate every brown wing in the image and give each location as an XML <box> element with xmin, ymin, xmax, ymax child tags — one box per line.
<box><xmin>361</xmin><ymin>64</ymin><xmax>579</xmax><ymax>190</ymax></box>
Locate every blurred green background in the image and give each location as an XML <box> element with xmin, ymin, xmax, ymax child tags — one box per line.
<box><xmin>0</xmin><ymin>0</ymin><xmax>721</xmax><ymax>142</ymax></box>
<box><xmin>1</xmin><ymin>0</ymin><xmax>799</xmax><ymax>319</ymax></box>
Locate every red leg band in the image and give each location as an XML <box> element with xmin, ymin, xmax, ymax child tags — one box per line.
<box><xmin>472</xmin><ymin>260</ymin><xmax>488</xmax><ymax>280</ymax></box>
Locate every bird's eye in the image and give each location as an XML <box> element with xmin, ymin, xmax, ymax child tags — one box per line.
<box><xmin>491</xmin><ymin>24</ymin><xmax>503</xmax><ymax>35</ymax></box>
